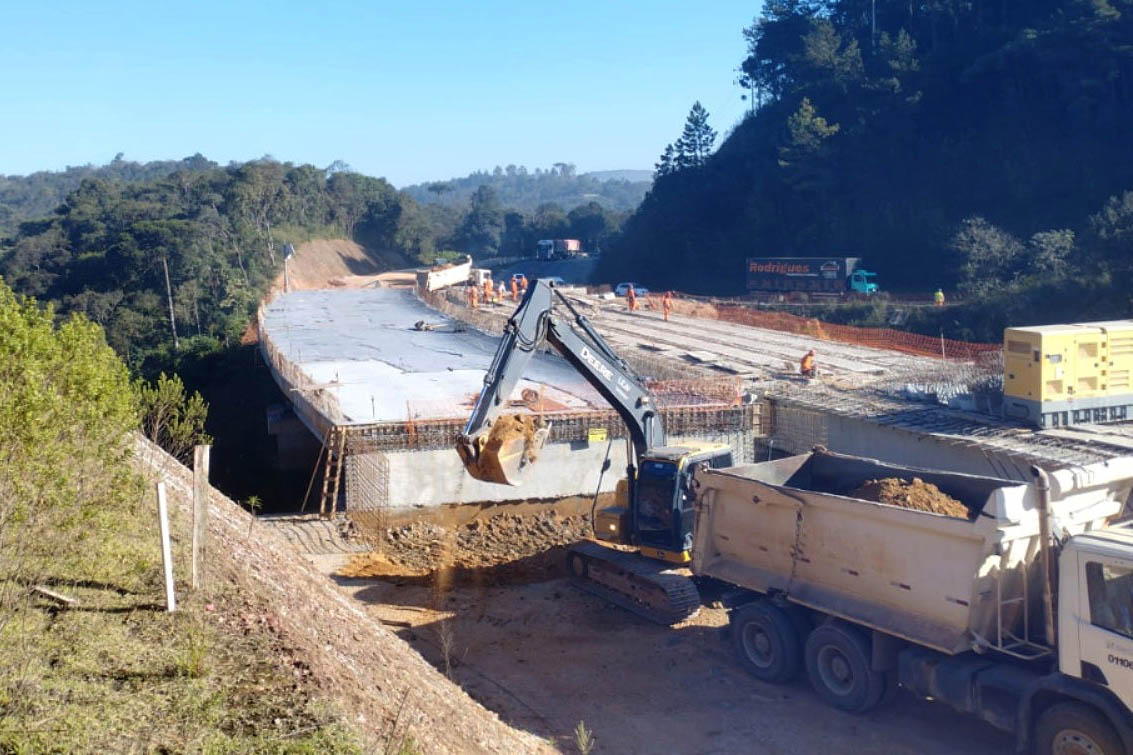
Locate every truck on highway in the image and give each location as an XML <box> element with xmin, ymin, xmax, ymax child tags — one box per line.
<box><xmin>692</xmin><ymin>448</ymin><xmax>1133</xmax><ymax>754</ymax></box>
<box><xmin>746</xmin><ymin>257</ymin><xmax>878</xmax><ymax>296</ymax></box>
<box><xmin>536</xmin><ymin>239</ymin><xmax>583</xmax><ymax>261</ymax></box>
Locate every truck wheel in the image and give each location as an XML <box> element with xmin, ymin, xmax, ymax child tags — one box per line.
<box><xmin>804</xmin><ymin>623</ymin><xmax>885</xmax><ymax>713</ymax></box>
<box><xmin>1035</xmin><ymin>702</ymin><xmax>1123</xmax><ymax>755</ymax></box>
<box><xmin>730</xmin><ymin>601</ymin><xmax>803</xmax><ymax>683</ymax></box>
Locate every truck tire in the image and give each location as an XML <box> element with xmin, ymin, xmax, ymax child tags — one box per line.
<box><xmin>730</xmin><ymin>601</ymin><xmax>803</xmax><ymax>683</ymax></box>
<box><xmin>1035</xmin><ymin>702</ymin><xmax>1123</xmax><ymax>755</ymax></box>
<box><xmin>804</xmin><ymin>623</ymin><xmax>886</xmax><ymax>713</ymax></box>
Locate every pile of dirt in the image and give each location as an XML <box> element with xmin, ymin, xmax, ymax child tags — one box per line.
<box><xmin>341</xmin><ymin>510</ymin><xmax>592</xmax><ymax>584</ymax></box>
<box><xmin>849</xmin><ymin>477</ymin><xmax>970</xmax><ymax>518</ymax></box>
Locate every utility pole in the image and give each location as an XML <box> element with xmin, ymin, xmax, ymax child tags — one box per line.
<box><xmin>161</xmin><ymin>254</ymin><xmax>179</xmax><ymax>350</ymax></box>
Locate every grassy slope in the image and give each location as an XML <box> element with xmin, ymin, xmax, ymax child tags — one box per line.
<box><xmin>0</xmin><ymin>460</ymin><xmax>367</xmax><ymax>754</ymax></box>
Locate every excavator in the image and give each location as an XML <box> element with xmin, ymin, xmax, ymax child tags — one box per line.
<box><xmin>455</xmin><ymin>279</ymin><xmax>734</xmax><ymax>624</ymax></box>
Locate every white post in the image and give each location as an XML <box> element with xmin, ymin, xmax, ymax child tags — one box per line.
<box><xmin>156</xmin><ymin>481</ymin><xmax>176</xmax><ymax>612</ymax></box>
<box><xmin>192</xmin><ymin>445</ymin><xmax>211</xmax><ymax>590</ymax></box>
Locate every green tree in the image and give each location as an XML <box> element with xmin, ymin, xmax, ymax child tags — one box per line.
<box><xmin>0</xmin><ymin>278</ymin><xmax>139</xmax><ymax>618</ymax></box>
<box><xmin>136</xmin><ymin>372</ymin><xmax>211</xmax><ymax>464</ymax></box>
<box><xmin>676</xmin><ymin>102</ymin><xmax>717</xmax><ymax>170</ymax></box>
<box><xmin>950</xmin><ymin>217</ymin><xmax>1024</xmax><ymax>297</ymax></box>
<box><xmin>567</xmin><ymin>202</ymin><xmax>613</xmax><ymax>250</ymax></box>
<box><xmin>455</xmin><ymin>185</ymin><xmax>504</xmax><ymax>254</ymax></box>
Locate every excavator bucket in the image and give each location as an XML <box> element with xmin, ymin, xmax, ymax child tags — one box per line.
<box><xmin>456</xmin><ymin>415</ymin><xmax>550</xmax><ymax>486</ymax></box>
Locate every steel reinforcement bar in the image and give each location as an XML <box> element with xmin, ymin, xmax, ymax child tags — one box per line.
<box><xmin>342</xmin><ymin>403</ymin><xmax>760</xmax><ymax>454</ymax></box>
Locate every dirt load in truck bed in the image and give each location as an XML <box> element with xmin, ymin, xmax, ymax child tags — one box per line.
<box><xmin>848</xmin><ymin>477</ymin><xmax>970</xmax><ymax>518</ymax></box>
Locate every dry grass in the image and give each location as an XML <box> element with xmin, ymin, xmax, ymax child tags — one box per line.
<box><xmin>0</xmin><ymin>474</ymin><xmax>365</xmax><ymax>754</ymax></box>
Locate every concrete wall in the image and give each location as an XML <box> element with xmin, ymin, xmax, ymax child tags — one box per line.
<box><xmin>347</xmin><ymin>430</ymin><xmax>753</xmax><ymax>509</ymax></box>
<box><xmin>766</xmin><ymin>403</ymin><xmax>1038</xmax><ymax>482</ymax></box>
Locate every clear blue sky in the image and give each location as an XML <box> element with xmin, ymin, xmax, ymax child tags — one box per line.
<box><xmin>0</xmin><ymin>1</ymin><xmax>762</xmax><ymax>187</ymax></box>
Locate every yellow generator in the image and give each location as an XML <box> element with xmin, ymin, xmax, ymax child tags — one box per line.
<box><xmin>1002</xmin><ymin>320</ymin><xmax>1133</xmax><ymax>427</ymax></box>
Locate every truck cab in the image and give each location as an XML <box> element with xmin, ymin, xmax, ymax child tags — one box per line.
<box><xmin>849</xmin><ymin>269</ymin><xmax>879</xmax><ymax>294</ymax></box>
<box><xmin>1061</xmin><ymin>527</ymin><xmax>1133</xmax><ymax>717</ymax></box>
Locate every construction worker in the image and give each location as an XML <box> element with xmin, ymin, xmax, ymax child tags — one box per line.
<box><xmin>519</xmin><ymin>274</ymin><xmax>528</xmax><ymax>294</ymax></box>
<box><xmin>626</xmin><ymin>284</ymin><xmax>637</xmax><ymax>312</ymax></box>
<box><xmin>934</xmin><ymin>288</ymin><xmax>946</xmax><ymax>307</ymax></box>
<box><xmin>510</xmin><ymin>277</ymin><xmax>519</xmax><ymax>302</ymax></box>
<box><xmin>800</xmin><ymin>349</ymin><xmax>816</xmax><ymax>378</ymax></box>
<box><xmin>662</xmin><ymin>291</ymin><xmax>673</xmax><ymax>322</ymax></box>
<box><xmin>497</xmin><ymin>280</ymin><xmax>507</xmax><ymax>303</ymax></box>
<box><xmin>469</xmin><ymin>283</ymin><xmax>479</xmax><ymax>309</ymax></box>
<box><xmin>483</xmin><ymin>278</ymin><xmax>493</xmax><ymax>304</ymax></box>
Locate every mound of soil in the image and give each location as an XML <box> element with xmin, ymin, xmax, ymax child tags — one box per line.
<box><xmin>849</xmin><ymin>477</ymin><xmax>970</xmax><ymax>519</ymax></box>
<box><xmin>341</xmin><ymin>510</ymin><xmax>592</xmax><ymax>585</ymax></box>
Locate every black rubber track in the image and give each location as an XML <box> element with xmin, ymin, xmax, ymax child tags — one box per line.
<box><xmin>567</xmin><ymin>541</ymin><xmax>700</xmax><ymax>625</ymax></box>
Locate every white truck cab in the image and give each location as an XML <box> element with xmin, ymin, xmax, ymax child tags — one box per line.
<box><xmin>1060</xmin><ymin>527</ymin><xmax>1133</xmax><ymax>720</ymax></box>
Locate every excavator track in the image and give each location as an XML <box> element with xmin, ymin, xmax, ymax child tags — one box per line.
<box><xmin>567</xmin><ymin>540</ymin><xmax>701</xmax><ymax>625</ymax></box>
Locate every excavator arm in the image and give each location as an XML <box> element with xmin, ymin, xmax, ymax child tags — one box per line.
<box><xmin>456</xmin><ymin>279</ymin><xmax>664</xmax><ymax>485</ymax></box>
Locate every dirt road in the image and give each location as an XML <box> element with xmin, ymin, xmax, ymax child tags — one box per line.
<box><xmin>312</xmin><ymin>555</ymin><xmax>1011</xmax><ymax>754</ymax></box>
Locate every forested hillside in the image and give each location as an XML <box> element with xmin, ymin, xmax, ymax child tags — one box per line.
<box><xmin>599</xmin><ymin>0</ymin><xmax>1133</xmax><ymax>336</ymax></box>
<box><xmin>0</xmin><ymin>160</ymin><xmax>430</xmax><ymax>374</ymax></box>
<box><xmin>0</xmin><ymin>153</ymin><xmax>220</xmax><ymax>236</ymax></box>
<box><xmin>402</xmin><ymin>163</ymin><xmax>649</xmax><ymax>213</ymax></box>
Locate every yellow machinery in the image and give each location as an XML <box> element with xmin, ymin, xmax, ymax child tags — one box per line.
<box><xmin>1003</xmin><ymin>320</ymin><xmax>1133</xmax><ymax>427</ymax></box>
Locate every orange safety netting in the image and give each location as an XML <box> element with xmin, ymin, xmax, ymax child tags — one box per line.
<box><xmin>644</xmin><ymin>295</ymin><xmax>1000</xmax><ymax>361</ymax></box>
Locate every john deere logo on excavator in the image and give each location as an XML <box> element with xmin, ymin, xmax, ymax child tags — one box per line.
<box><xmin>580</xmin><ymin>346</ymin><xmax>614</xmax><ymax>381</ymax></box>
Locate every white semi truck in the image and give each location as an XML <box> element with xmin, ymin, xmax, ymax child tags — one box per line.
<box><xmin>691</xmin><ymin>449</ymin><xmax>1133</xmax><ymax>754</ymax></box>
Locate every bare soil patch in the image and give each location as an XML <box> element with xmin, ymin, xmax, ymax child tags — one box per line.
<box><xmin>277</xmin><ymin>239</ymin><xmax>412</xmax><ymax>291</ymax></box>
<box><xmin>850</xmin><ymin>477</ymin><xmax>970</xmax><ymax>518</ymax></box>
<box><xmin>341</xmin><ymin>509</ymin><xmax>592</xmax><ymax>587</ymax></box>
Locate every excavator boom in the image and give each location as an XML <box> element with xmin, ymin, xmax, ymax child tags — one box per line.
<box><xmin>456</xmin><ymin>279</ymin><xmax>662</xmax><ymax>485</ymax></box>
<box><xmin>455</xmin><ymin>278</ymin><xmax>713</xmax><ymax>625</ymax></box>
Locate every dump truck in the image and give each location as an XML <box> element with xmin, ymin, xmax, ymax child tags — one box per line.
<box><xmin>692</xmin><ymin>448</ymin><xmax>1133</xmax><ymax>754</ymax></box>
<box><xmin>746</xmin><ymin>256</ymin><xmax>878</xmax><ymax>296</ymax></box>
<box><xmin>415</xmin><ymin>254</ymin><xmax>473</xmax><ymax>292</ymax></box>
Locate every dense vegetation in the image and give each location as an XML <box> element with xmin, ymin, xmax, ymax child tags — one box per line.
<box><xmin>0</xmin><ymin>158</ymin><xmax>637</xmax><ymax>379</ymax></box>
<box><xmin>0</xmin><ymin>160</ymin><xmax>432</xmax><ymax>374</ymax></box>
<box><xmin>599</xmin><ymin>0</ymin><xmax>1133</xmax><ymax>337</ymax></box>
<box><xmin>402</xmin><ymin>162</ymin><xmax>649</xmax><ymax>213</ymax></box>
<box><xmin>0</xmin><ymin>280</ymin><xmax>360</xmax><ymax>752</ymax></box>
<box><xmin>0</xmin><ymin>153</ymin><xmax>218</xmax><ymax>237</ymax></box>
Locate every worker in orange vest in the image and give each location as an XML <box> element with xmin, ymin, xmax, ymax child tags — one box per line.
<box><xmin>469</xmin><ymin>283</ymin><xmax>479</xmax><ymax>309</ymax></box>
<box><xmin>626</xmin><ymin>284</ymin><xmax>637</xmax><ymax>312</ymax></box>
<box><xmin>510</xmin><ymin>277</ymin><xmax>519</xmax><ymax>302</ymax></box>
<box><xmin>662</xmin><ymin>291</ymin><xmax>673</xmax><ymax>322</ymax></box>
<box><xmin>800</xmin><ymin>349</ymin><xmax>816</xmax><ymax>378</ymax></box>
<box><xmin>483</xmin><ymin>278</ymin><xmax>493</xmax><ymax>304</ymax></box>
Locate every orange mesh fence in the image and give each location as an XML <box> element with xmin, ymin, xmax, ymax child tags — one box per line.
<box><xmin>646</xmin><ymin>295</ymin><xmax>1000</xmax><ymax>361</ymax></box>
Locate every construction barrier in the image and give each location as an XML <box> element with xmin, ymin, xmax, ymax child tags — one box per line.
<box><xmin>645</xmin><ymin>295</ymin><xmax>1000</xmax><ymax>362</ymax></box>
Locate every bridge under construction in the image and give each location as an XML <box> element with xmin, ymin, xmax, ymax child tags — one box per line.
<box><xmin>257</xmin><ymin>273</ymin><xmax>1133</xmax><ymax>522</ymax></box>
